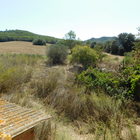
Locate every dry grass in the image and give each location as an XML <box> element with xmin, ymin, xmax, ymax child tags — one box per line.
<box><xmin>0</xmin><ymin>41</ymin><xmax>48</xmax><ymax>55</ymax></box>
<box><xmin>28</xmin><ymin>64</ymin><xmax>139</xmax><ymax>140</ymax></box>
<box><xmin>104</xmin><ymin>52</ymin><xmax>124</xmax><ymax>62</ymax></box>
<box><xmin>0</xmin><ymin>54</ymin><xmax>42</xmax><ymax>93</ymax></box>
<box><xmin>0</xmin><ymin>51</ymin><xmax>140</xmax><ymax>140</ymax></box>
<box><xmin>98</xmin><ymin>53</ymin><xmax>124</xmax><ymax>72</ymax></box>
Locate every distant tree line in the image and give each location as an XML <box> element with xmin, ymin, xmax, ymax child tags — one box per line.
<box><xmin>33</xmin><ymin>38</ymin><xmax>46</xmax><ymax>45</ymax></box>
<box><xmin>89</xmin><ymin>33</ymin><xmax>136</xmax><ymax>56</ymax></box>
<box><xmin>0</xmin><ymin>30</ymin><xmax>137</xmax><ymax>55</ymax></box>
<box><xmin>61</xmin><ymin>31</ymin><xmax>137</xmax><ymax>56</ymax></box>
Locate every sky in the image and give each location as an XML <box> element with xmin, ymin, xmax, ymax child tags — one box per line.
<box><xmin>0</xmin><ymin>0</ymin><xmax>140</xmax><ymax>40</ymax></box>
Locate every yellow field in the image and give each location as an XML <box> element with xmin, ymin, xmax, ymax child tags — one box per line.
<box><xmin>0</xmin><ymin>41</ymin><xmax>47</xmax><ymax>55</ymax></box>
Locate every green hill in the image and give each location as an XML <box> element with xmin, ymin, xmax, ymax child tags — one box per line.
<box><xmin>0</xmin><ymin>30</ymin><xmax>60</xmax><ymax>44</ymax></box>
<box><xmin>86</xmin><ymin>36</ymin><xmax>116</xmax><ymax>43</ymax></box>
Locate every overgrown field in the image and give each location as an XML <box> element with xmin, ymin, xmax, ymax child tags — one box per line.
<box><xmin>0</xmin><ymin>40</ymin><xmax>140</xmax><ymax>140</ymax></box>
<box><xmin>0</xmin><ymin>55</ymin><xmax>139</xmax><ymax>139</ymax></box>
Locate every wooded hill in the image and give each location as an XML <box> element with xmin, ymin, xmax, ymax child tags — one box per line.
<box><xmin>0</xmin><ymin>30</ymin><xmax>60</xmax><ymax>44</ymax></box>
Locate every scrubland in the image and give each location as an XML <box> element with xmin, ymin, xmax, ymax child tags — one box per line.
<box><xmin>0</xmin><ymin>41</ymin><xmax>140</xmax><ymax>140</ymax></box>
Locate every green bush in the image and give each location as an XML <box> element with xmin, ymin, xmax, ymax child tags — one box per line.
<box><xmin>47</xmin><ymin>44</ymin><xmax>68</xmax><ymax>64</ymax></box>
<box><xmin>122</xmin><ymin>64</ymin><xmax>140</xmax><ymax>100</ymax></box>
<box><xmin>76</xmin><ymin>68</ymin><xmax>122</xmax><ymax>95</ymax></box>
<box><xmin>70</xmin><ymin>46</ymin><xmax>99</xmax><ymax>69</ymax></box>
<box><xmin>33</xmin><ymin>38</ymin><xmax>46</xmax><ymax>45</ymax></box>
<box><xmin>78</xmin><ymin>46</ymin><xmax>140</xmax><ymax>100</ymax></box>
<box><xmin>121</xmin><ymin>47</ymin><xmax>140</xmax><ymax>100</ymax></box>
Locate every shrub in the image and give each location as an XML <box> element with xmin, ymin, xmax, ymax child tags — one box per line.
<box><xmin>122</xmin><ymin>64</ymin><xmax>140</xmax><ymax>100</ymax></box>
<box><xmin>76</xmin><ymin>68</ymin><xmax>122</xmax><ymax>95</ymax></box>
<box><xmin>0</xmin><ymin>54</ymin><xmax>39</xmax><ymax>93</ymax></box>
<box><xmin>47</xmin><ymin>44</ymin><xmax>68</xmax><ymax>64</ymax></box>
<box><xmin>0</xmin><ymin>66</ymin><xmax>31</xmax><ymax>93</ymax></box>
<box><xmin>70</xmin><ymin>46</ymin><xmax>99</xmax><ymax>69</ymax></box>
<box><xmin>121</xmin><ymin>48</ymin><xmax>140</xmax><ymax>100</ymax></box>
<box><xmin>33</xmin><ymin>38</ymin><xmax>46</xmax><ymax>45</ymax></box>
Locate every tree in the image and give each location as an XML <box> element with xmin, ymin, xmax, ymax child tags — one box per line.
<box><xmin>110</xmin><ymin>40</ymin><xmax>119</xmax><ymax>55</ymax></box>
<box><xmin>90</xmin><ymin>42</ymin><xmax>96</xmax><ymax>48</ymax></box>
<box><xmin>118</xmin><ymin>45</ymin><xmax>125</xmax><ymax>56</ymax></box>
<box><xmin>64</xmin><ymin>30</ymin><xmax>76</xmax><ymax>49</ymax></box>
<box><xmin>104</xmin><ymin>41</ymin><xmax>112</xmax><ymax>53</ymax></box>
<box><xmin>65</xmin><ymin>30</ymin><xmax>76</xmax><ymax>40</ymax></box>
<box><xmin>118</xmin><ymin>33</ymin><xmax>135</xmax><ymax>53</ymax></box>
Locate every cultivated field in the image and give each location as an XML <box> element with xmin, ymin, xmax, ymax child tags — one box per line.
<box><xmin>0</xmin><ymin>41</ymin><xmax>47</xmax><ymax>55</ymax></box>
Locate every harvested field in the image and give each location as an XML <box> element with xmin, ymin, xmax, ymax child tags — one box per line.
<box><xmin>0</xmin><ymin>41</ymin><xmax>48</xmax><ymax>55</ymax></box>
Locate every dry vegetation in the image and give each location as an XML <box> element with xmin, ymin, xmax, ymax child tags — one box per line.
<box><xmin>98</xmin><ymin>52</ymin><xmax>124</xmax><ymax>72</ymax></box>
<box><xmin>0</xmin><ymin>41</ymin><xmax>140</xmax><ymax>140</ymax></box>
<box><xmin>104</xmin><ymin>52</ymin><xmax>124</xmax><ymax>62</ymax></box>
<box><xmin>0</xmin><ymin>54</ymin><xmax>94</xmax><ymax>140</ymax></box>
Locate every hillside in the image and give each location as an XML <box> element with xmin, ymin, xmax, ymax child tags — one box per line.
<box><xmin>86</xmin><ymin>36</ymin><xmax>116</xmax><ymax>43</ymax></box>
<box><xmin>0</xmin><ymin>29</ymin><xmax>60</xmax><ymax>44</ymax></box>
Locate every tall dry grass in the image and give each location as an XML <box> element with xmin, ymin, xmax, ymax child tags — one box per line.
<box><xmin>0</xmin><ymin>54</ymin><xmax>43</xmax><ymax>93</ymax></box>
<box><xmin>0</xmin><ymin>55</ymin><xmax>76</xmax><ymax>140</ymax></box>
<box><xmin>1</xmin><ymin>54</ymin><xmax>140</xmax><ymax>140</ymax></box>
<box><xmin>29</xmin><ymin>66</ymin><xmax>140</xmax><ymax>140</ymax></box>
